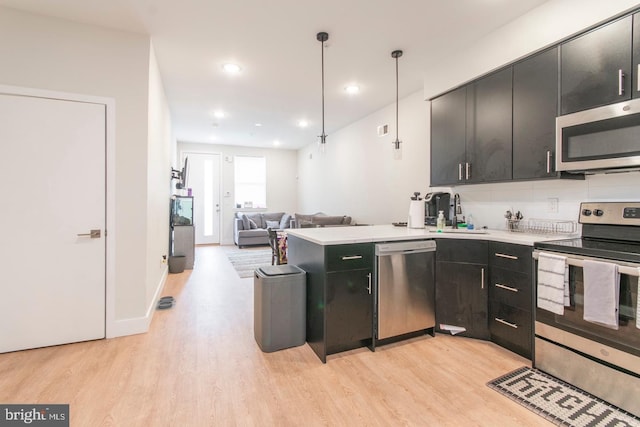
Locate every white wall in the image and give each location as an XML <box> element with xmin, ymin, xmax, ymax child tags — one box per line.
<box><xmin>178</xmin><ymin>142</ymin><xmax>298</xmax><ymax>245</ymax></box>
<box><xmin>297</xmin><ymin>90</ymin><xmax>428</xmax><ymax>225</ymax></box>
<box><xmin>146</xmin><ymin>43</ymin><xmax>173</xmax><ymax>306</ymax></box>
<box><xmin>0</xmin><ymin>7</ymin><xmax>168</xmax><ymax>332</ymax></box>
<box><xmin>298</xmin><ymin>0</ymin><xmax>640</xmax><ymax>229</ymax></box>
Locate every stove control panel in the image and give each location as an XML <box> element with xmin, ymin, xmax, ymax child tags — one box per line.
<box><xmin>580</xmin><ymin>202</ymin><xmax>640</xmax><ymax>225</ymax></box>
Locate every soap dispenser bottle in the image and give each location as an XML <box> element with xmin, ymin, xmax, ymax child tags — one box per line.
<box><xmin>436</xmin><ymin>210</ymin><xmax>445</xmax><ymax>231</ymax></box>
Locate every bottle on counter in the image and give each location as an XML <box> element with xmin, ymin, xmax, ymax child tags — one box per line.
<box><xmin>467</xmin><ymin>214</ymin><xmax>474</xmax><ymax>230</ymax></box>
<box><xmin>437</xmin><ymin>210</ymin><xmax>445</xmax><ymax>231</ymax></box>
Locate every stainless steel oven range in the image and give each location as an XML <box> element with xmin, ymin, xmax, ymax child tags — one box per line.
<box><xmin>533</xmin><ymin>202</ymin><xmax>640</xmax><ymax>416</ymax></box>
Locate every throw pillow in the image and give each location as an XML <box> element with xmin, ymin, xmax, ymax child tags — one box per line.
<box><xmin>279</xmin><ymin>213</ymin><xmax>291</xmax><ymax>229</ymax></box>
<box><xmin>265</xmin><ymin>220</ymin><xmax>280</xmax><ymax>229</ymax></box>
<box><xmin>241</xmin><ymin>214</ymin><xmax>250</xmax><ymax>230</ymax></box>
<box><xmin>248</xmin><ymin>218</ymin><xmax>258</xmax><ymax>229</ymax></box>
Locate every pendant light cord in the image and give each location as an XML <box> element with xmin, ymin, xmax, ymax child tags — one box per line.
<box><xmin>317</xmin><ymin>32</ymin><xmax>329</xmax><ymax>145</ymax></box>
<box><xmin>391</xmin><ymin>50</ymin><xmax>403</xmax><ymax>149</ymax></box>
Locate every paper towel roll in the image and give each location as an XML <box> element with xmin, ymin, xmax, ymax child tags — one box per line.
<box><xmin>408</xmin><ymin>200</ymin><xmax>425</xmax><ymax>229</ymax></box>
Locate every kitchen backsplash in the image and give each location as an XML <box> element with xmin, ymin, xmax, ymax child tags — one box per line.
<box><xmin>438</xmin><ymin>171</ymin><xmax>640</xmax><ymax>231</ymax></box>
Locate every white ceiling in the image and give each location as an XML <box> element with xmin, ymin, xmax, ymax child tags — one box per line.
<box><xmin>0</xmin><ymin>0</ymin><xmax>550</xmax><ymax>149</ymax></box>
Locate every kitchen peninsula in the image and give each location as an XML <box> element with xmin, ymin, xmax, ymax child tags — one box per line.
<box><xmin>287</xmin><ymin>225</ymin><xmax>568</xmax><ymax>363</ymax></box>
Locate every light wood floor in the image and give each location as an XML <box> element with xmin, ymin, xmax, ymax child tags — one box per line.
<box><xmin>0</xmin><ymin>245</ymin><xmax>550</xmax><ymax>426</ymax></box>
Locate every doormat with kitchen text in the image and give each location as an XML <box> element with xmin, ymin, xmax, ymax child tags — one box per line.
<box><xmin>487</xmin><ymin>367</ymin><xmax>640</xmax><ymax>426</ymax></box>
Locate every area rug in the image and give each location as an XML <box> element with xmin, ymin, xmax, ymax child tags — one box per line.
<box><xmin>222</xmin><ymin>245</ymin><xmax>273</xmax><ymax>278</ymax></box>
<box><xmin>487</xmin><ymin>367</ymin><xmax>640</xmax><ymax>426</ymax></box>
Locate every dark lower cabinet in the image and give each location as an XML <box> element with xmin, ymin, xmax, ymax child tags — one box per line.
<box><xmin>287</xmin><ymin>236</ymin><xmax>373</xmax><ymax>363</ymax></box>
<box><xmin>435</xmin><ymin>239</ymin><xmax>489</xmax><ymax>339</ymax></box>
<box><xmin>326</xmin><ymin>269</ymin><xmax>373</xmax><ymax>354</ymax></box>
<box><xmin>488</xmin><ymin>242</ymin><xmax>533</xmax><ymax>359</ymax></box>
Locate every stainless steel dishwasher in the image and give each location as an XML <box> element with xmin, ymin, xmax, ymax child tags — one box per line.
<box><xmin>375</xmin><ymin>240</ymin><xmax>436</xmax><ymax>342</ymax></box>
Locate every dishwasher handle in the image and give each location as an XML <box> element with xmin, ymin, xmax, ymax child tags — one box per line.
<box><xmin>375</xmin><ymin>241</ymin><xmax>436</xmax><ymax>256</ymax></box>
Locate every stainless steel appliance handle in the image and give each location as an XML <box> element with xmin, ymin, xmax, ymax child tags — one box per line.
<box><xmin>367</xmin><ymin>272</ymin><xmax>372</xmax><ymax>295</ymax></box>
<box><xmin>465</xmin><ymin>162</ymin><xmax>471</xmax><ymax>180</ymax></box>
<box><xmin>533</xmin><ymin>250</ymin><xmax>640</xmax><ymax>276</ymax></box>
<box><xmin>495</xmin><ymin>283</ymin><xmax>518</xmax><ymax>293</ymax></box>
<box><xmin>458</xmin><ymin>163</ymin><xmax>463</xmax><ymax>181</ymax></box>
<box><xmin>495</xmin><ymin>318</ymin><xmax>518</xmax><ymax>329</ymax></box>
<box><xmin>341</xmin><ymin>255</ymin><xmax>363</xmax><ymax>260</ymax></box>
<box><xmin>546</xmin><ymin>150</ymin><xmax>552</xmax><ymax>174</ymax></box>
<box><xmin>481</xmin><ymin>267</ymin><xmax>484</xmax><ymax>289</ymax></box>
<box><xmin>495</xmin><ymin>253</ymin><xmax>518</xmax><ymax>260</ymax></box>
<box><xmin>619</xmin><ymin>69</ymin><xmax>625</xmax><ymax>96</ymax></box>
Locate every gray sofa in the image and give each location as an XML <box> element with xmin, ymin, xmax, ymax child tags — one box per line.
<box><xmin>291</xmin><ymin>212</ymin><xmax>352</xmax><ymax>228</ymax></box>
<box><xmin>234</xmin><ymin>211</ymin><xmax>291</xmax><ymax>247</ymax></box>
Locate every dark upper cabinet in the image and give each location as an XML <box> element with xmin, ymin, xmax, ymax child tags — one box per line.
<box><xmin>633</xmin><ymin>13</ymin><xmax>640</xmax><ymax>97</ymax></box>
<box><xmin>513</xmin><ymin>47</ymin><xmax>559</xmax><ymax>180</ymax></box>
<box><xmin>431</xmin><ymin>68</ymin><xmax>512</xmax><ymax>185</ymax></box>
<box><xmin>431</xmin><ymin>86</ymin><xmax>466</xmax><ymax>186</ymax></box>
<box><xmin>561</xmin><ymin>15</ymin><xmax>632</xmax><ymax>115</ymax></box>
<box><xmin>466</xmin><ymin>67</ymin><xmax>513</xmax><ymax>183</ymax></box>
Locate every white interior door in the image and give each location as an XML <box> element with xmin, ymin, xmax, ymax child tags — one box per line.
<box><xmin>184</xmin><ymin>152</ymin><xmax>221</xmax><ymax>245</ymax></box>
<box><xmin>0</xmin><ymin>92</ymin><xmax>106</xmax><ymax>353</ymax></box>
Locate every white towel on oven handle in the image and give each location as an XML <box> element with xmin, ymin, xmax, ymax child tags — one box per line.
<box><xmin>537</xmin><ymin>252</ymin><xmax>569</xmax><ymax>315</ymax></box>
<box><xmin>583</xmin><ymin>259</ymin><xmax>619</xmax><ymax>330</ymax></box>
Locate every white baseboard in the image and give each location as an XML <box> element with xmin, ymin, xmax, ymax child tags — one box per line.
<box><xmin>106</xmin><ymin>266</ymin><xmax>168</xmax><ymax>338</ymax></box>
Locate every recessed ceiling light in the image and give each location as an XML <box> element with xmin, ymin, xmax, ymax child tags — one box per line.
<box><xmin>273</xmin><ymin>140</ymin><xmax>281</xmax><ymax>146</ymax></box>
<box><xmin>345</xmin><ymin>84</ymin><xmax>360</xmax><ymax>95</ymax></box>
<box><xmin>298</xmin><ymin>120</ymin><xmax>309</xmax><ymax>128</ymax></box>
<box><xmin>222</xmin><ymin>63</ymin><xmax>241</xmax><ymax>74</ymax></box>
<box><xmin>209</xmin><ymin>135</ymin><xmax>217</xmax><ymax>141</ymax></box>
<box><xmin>213</xmin><ymin>110</ymin><xmax>225</xmax><ymax>119</ymax></box>
<box><xmin>254</xmin><ymin>123</ymin><xmax>262</xmax><ymax>127</ymax></box>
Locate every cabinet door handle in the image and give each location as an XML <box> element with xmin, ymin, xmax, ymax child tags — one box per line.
<box><xmin>495</xmin><ymin>253</ymin><xmax>518</xmax><ymax>260</ymax></box>
<box><xmin>637</xmin><ymin>64</ymin><xmax>640</xmax><ymax>92</ymax></box>
<box><xmin>341</xmin><ymin>255</ymin><xmax>363</xmax><ymax>260</ymax></box>
<box><xmin>495</xmin><ymin>283</ymin><xmax>518</xmax><ymax>293</ymax></box>
<box><xmin>481</xmin><ymin>267</ymin><xmax>485</xmax><ymax>290</ymax></box>
<box><xmin>367</xmin><ymin>272</ymin><xmax>372</xmax><ymax>295</ymax></box>
<box><xmin>619</xmin><ymin>69</ymin><xmax>625</xmax><ymax>96</ymax></box>
<box><xmin>465</xmin><ymin>162</ymin><xmax>471</xmax><ymax>180</ymax></box>
<box><xmin>546</xmin><ymin>150</ymin><xmax>552</xmax><ymax>174</ymax></box>
<box><xmin>458</xmin><ymin>163</ymin><xmax>463</xmax><ymax>181</ymax></box>
<box><xmin>495</xmin><ymin>318</ymin><xmax>518</xmax><ymax>329</ymax></box>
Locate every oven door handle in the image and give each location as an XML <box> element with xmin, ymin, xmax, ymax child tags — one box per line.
<box><xmin>532</xmin><ymin>250</ymin><xmax>640</xmax><ymax>276</ymax></box>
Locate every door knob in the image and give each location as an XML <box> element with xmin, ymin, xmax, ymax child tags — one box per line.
<box><xmin>77</xmin><ymin>229</ymin><xmax>101</xmax><ymax>238</ymax></box>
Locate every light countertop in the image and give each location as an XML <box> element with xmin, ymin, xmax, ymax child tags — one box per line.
<box><xmin>285</xmin><ymin>224</ymin><xmax>576</xmax><ymax>246</ymax></box>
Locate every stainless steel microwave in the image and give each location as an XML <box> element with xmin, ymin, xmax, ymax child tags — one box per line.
<box><xmin>556</xmin><ymin>98</ymin><xmax>640</xmax><ymax>172</ymax></box>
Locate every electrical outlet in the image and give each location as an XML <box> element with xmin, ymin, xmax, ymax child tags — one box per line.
<box><xmin>547</xmin><ymin>197</ymin><xmax>559</xmax><ymax>213</ymax></box>
<box><xmin>162</xmin><ymin>255</ymin><xmax>167</xmax><ymax>264</ymax></box>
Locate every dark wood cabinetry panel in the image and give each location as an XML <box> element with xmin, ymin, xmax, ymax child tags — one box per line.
<box><xmin>288</xmin><ymin>236</ymin><xmax>373</xmax><ymax>363</ymax></box>
<box><xmin>633</xmin><ymin>13</ymin><xmax>640</xmax><ymax>97</ymax></box>
<box><xmin>431</xmin><ymin>86</ymin><xmax>466</xmax><ymax>185</ymax></box>
<box><xmin>435</xmin><ymin>239</ymin><xmax>489</xmax><ymax>339</ymax></box>
<box><xmin>466</xmin><ymin>67</ymin><xmax>513</xmax><ymax>183</ymax></box>
<box><xmin>561</xmin><ymin>16</ymin><xmax>632</xmax><ymax>115</ymax></box>
<box><xmin>326</xmin><ymin>269</ymin><xmax>373</xmax><ymax>354</ymax></box>
<box><xmin>488</xmin><ymin>242</ymin><xmax>533</xmax><ymax>359</ymax></box>
<box><xmin>513</xmin><ymin>47</ymin><xmax>559</xmax><ymax>180</ymax></box>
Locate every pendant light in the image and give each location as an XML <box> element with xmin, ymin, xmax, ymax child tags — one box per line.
<box><xmin>317</xmin><ymin>31</ymin><xmax>329</xmax><ymax>152</ymax></box>
<box><xmin>391</xmin><ymin>49</ymin><xmax>403</xmax><ymax>151</ymax></box>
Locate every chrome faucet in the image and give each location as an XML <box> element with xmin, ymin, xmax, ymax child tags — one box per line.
<box><xmin>452</xmin><ymin>193</ymin><xmax>461</xmax><ymax>229</ymax></box>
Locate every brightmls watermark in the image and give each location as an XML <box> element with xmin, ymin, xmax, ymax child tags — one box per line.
<box><xmin>0</xmin><ymin>405</ymin><xmax>68</xmax><ymax>426</ymax></box>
